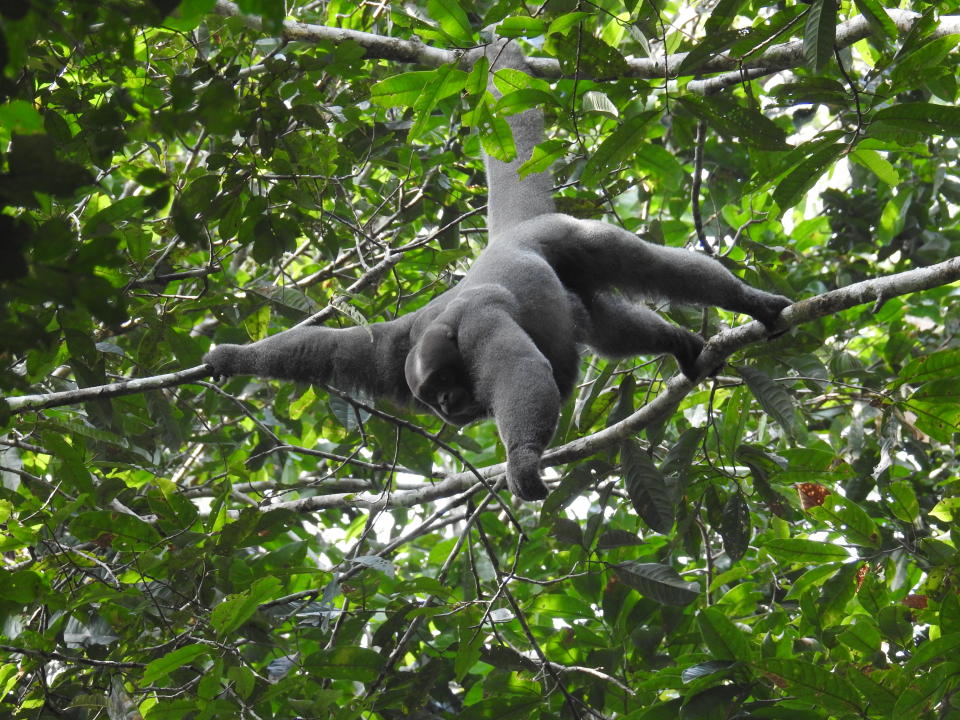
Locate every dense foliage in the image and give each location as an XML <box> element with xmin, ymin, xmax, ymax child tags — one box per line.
<box><xmin>2</xmin><ymin>0</ymin><xmax>960</xmax><ymax>718</ymax></box>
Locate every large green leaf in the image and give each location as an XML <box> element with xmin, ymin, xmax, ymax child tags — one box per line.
<box><xmin>803</xmin><ymin>0</ymin><xmax>838</xmax><ymax>72</ymax></box>
<box><xmin>698</xmin><ymin>607</ymin><xmax>753</xmax><ymax>660</ymax></box>
<box><xmin>764</xmin><ymin>538</ymin><xmax>851</xmax><ymax>563</ymax></box>
<box><xmin>582</xmin><ymin>111</ymin><xmax>659</xmax><ymax>184</ymax></box>
<box><xmin>678</xmin><ymin>95</ymin><xmax>788</xmax><ymax>150</ymax></box>
<box><xmin>871</xmin><ymin>102</ymin><xmax>960</xmax><ymax>136</ymax></box>
<box><xmin>305</xmin><ymin>646</ymin><xmax>386</xmax><ymax>683</ymax></box>
<box><xmin>614</xmin><ymin>562</ymin><xmax>701</xmax><ymax>606</ymax></box>
<box><xmin>759</xmin><ymin>658</ymin><xmax>863</xmax><ymax>714</ymax></box>
<box><xmin>142</xmin><ymin>644</ymin><xmax>210</xmax><ymax>685</ymax></box>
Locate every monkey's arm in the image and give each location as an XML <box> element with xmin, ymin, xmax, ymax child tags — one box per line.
<box><xmin>204</xmin><ymin>318</ymin><xmax>414</xmax><ymax>403</ymax></box>
<box><xmin>460</xmin><ymin>309</ymin><xmax>559</xmax><ymax>500</ymax></box>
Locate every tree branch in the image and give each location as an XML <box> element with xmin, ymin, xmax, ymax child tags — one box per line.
<box><xmin>6</xmin><ymin>366</ymin><xmax>210</xmax><ymax>413</ymax></box>
<box><xmin>213</xmin><ymin>1</ymin><xmax>960</xmax><ymax>82</ymax></box>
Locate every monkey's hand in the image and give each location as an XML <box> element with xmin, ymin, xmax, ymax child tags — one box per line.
<box><xmin>675</xmin><ymin>330</ymin><xmax>706</xmax><ymax>382</ymax></box>
<box><xmin>752</xmin><ymin>292</ymin><xmax>792</xmax><ymax>331</ymax></box>
<box><xmin>506</xmin><ymin>446</ymin><xmax>549</xmax><ymax>501</ymax></box>
<box><xmin>203</xmin><ymin>344</ymin><xmax>246</xmax><ymax>381</ymax></box>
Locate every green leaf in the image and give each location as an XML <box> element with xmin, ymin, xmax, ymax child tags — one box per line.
<box><xmin>0</xmin><ymin>570</ymin><xmax>43</xmax><ymax>604</ymax></box>
<box><xmin>704</xmin><ymin>0</ymin><xmax>747</xmax><ymax>33</ymax></box>
<box><xmin>772</xmin><ymin>77</ymin><xmax>849</xmax><ymax>106</ymax></box>
<box><xmin>871</xmin><ymin>102</ymin><xmax>960</xmax><ymax>137</ymax></box>
<box><xmin>845</xmin><ymin>665</ymin><xmax>899</xmax><ymax>714</ymax></box>
<box><xmin>547</xmin><ymin>12</ymin><xmax>593</xmax><ymax>37</ymax></box>
<box><xmin>677</xmin><ymin>96</ymin><xmax>788</xmax><ymax>150</ymax></box>
<box><xmin>582</xmin><ymin>111</ymin><xmax>658</xmax><ymax>184</ymax></box>
<box><xmin>142</xmin><ymin>644</ymin><xmax>209</xmax><ymax>685</ymax></box>
<box><xmin>426</xmin><ymin>0</ymin><xmax>474</xmax><ymax>44</ymax></box>
<box><xmin>803</xmin><ymin>0</ymin><xmax>838</xmax><ymax>72</ymax></box>
<box><xmin>838</xmin><ymin>619</ymin><xmax>882</xmax><ymax>655</ymax></box>
<box><xmin>764</xmin><ymin>538</ymin><xmax>851</xmax><ymax>563</ymax></box>
<box><xmin>495</xmin><ymin>89</ymin><xmax>555</xmax><ymax>117</ymax></box>
<box><xmin>519</xmin><ymin>138</ymin><xmax>567</xmax><ymax>177</ymax></box>
<box><xmin>581</xmin><ymin>90</ymin><xmax>618</xmax><ymax>118</ymax></box>
<box><xmin>622</xmin><ymin>441</ymin><xmax>676</xmax><ymax>533</ymax></box>
<box><xmin>0</xmin><ymin>100</ymin><xmax>44</xmax><ymax>134</ymax></box>
<box><xmin>893</xmin><ymin>668</ymin><xmax>953</xmax><ymax>718</ymax></box>
<box><xmin>759</xmin><ymin>658</ymin><xmax>863</xmax><ymax>714</ymax></box>
<box><xmin>784</xmin><ymin>562</ymin><xmax>845</xmax><ymax>600</ymax></box>
<box><xmin>475</xmin><ymin>102</ymin><xmax>516</xmax><ymax>162</ymax></box>
<box><xmin>242</xmin><ymin>303</ymin><xmax>271</xmax><ymax>341</ymax></box>
<box><xmin>370</xmin><ymin>68</ymin><xmax>468</xmax><ymax>108</ymax></box>
<box><xmin>597</xmin><ymin>528</ymin><xmax>644</xmax><ymax>549</ymax></box>
<box><xmin>772</xmin><ymin>142</ymin><xmax>845</xmax><ymax>211</ymax></box>
<box><xmin>635</xmin><ymin>143</ymin><xmax>686</xmax><ymax>191</ymax></box>
<box><xmin>849</xmin><ymin>148</ymin><xmax>899</xmax><ymax>185</ymax></box>
<box><xmin>808</xmin><ymin>494</ymin><xmax>880</xmax><ymax>547</ymax></box>
<box><xmin>698</xmin><ymin>607</ymin><xmax>753</xmax><ymax>660</ymax></box>
<box><xmin>676</xmin><ymin>29</ymin><xmax>747</xmax><ymax>76</ymax></box>
<box><xmin>890</xmin><ymin>35</ymin><xmax>960</xmax><ymax>92</ymax></box>
<box><xmin>455</xmin><ymin>627</ymin><xmax>483</xmax><ymax>681</ymax></box>
<box><xmin>547</xmin><ymin>30</ymin><xmax>629</xmax><ymax>77</ymax></box>
<box><xmin>210</xmin><ymin>576</ymin><xmax>281</xmax><ymax>636</ymax></box>
<box><xmin>408</xmin><ymin>64</ymin><xmax>470</xmax><ymax>139</ymax></box>
<box><xmin>681</xmin><ymin>660</ymin><xmax>735</xmax><ymax>684</ymax></box>
<box><xmin>929</xmin><ymin>497</ymin><xmax>960</xmax><ymax>522</ymax></box>
<box><xmin>553</xmin><ymin>517</ymin><xmax>584</xmax><ymax>546</ymax></box>
<box><xmin>69</xmin><ymin>511</ymin><xmax>162</xmax><ymax>552</ymax></box>
<box><xmin>887</xmin><ymin>480</ymin><xmax>920</xmax><ymax>524</ymax></box>
<box><xmin>458</xmin><ymin>691</ymin><xmax>544</xmax><ymax>719</ymax></box>
<box><xmin>737</xmin><ymin>365</ymin><xmax>796</xmax><ymax>435</ymax></box>
<box><xmin>899</xmin><ymin>349</ymin><xmax>960</xmax><ymax>385</ymax></box>
<box><xmin>720</xmin><ymin>492</ymin><xmax>751</xmax><ymax>561</ymax></box>
<box><xmin>613</xmin><ymin>562</ymin><xmax>700</xmax><ymax>606</ymax></box>
<box><xmin>496</xmin><ymin>17</ymin><xmax>547</xmax><ymax>38</ymax></box>
<box><xmin>305</xmin><ymin>646</ymin><xmax>386</xmax><ymax>683</ymax></box>
<box><xmin>144</xmin><ymin>699</ymin><xmax>203</xmax><ymax>718</ymax></box>
<box><xmin>904</xmin><ymin>632</ymin><xmax>960</xmax><ymax>673</ymax></box>
<box><xmin>852</xmin><ymin>0</ymin><xmax>897</xmax><ymax>40</ymax></box>
<box><xmin>660</xmin><ymin>427</ymin><xmax>706</xmax><ymax>481</ymax></box>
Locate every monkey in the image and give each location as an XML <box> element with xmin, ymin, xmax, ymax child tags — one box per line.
<box><xmin>204</xmin><ymin>38</ymin><xmax>791</xmax><ymax>501</ymax></box>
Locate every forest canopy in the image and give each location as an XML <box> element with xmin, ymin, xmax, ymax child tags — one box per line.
<box><xmin>1</xmin><ymin>0</ymin><xmax>960</xmax><ymax>718</ymax></box>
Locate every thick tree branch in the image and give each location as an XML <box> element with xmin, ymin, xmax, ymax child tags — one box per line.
<box><xmin>213</xmin><ymin>1</ymin><xmax>960</xmax><ymax>82</ymax></box>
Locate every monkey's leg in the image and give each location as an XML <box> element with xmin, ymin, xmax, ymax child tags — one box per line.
<box><xmin>585</xmin><ymin>293</ymin><xmax>704</xmax><ymax>379</ymax></box>
<box><xmin>459</xmin><ymin>310</ymin><xmax>561</xmax><ymax>500</ymax></box>
<box><xmin>535</xmin><ymin>216</ymin><xmax>791</xmax><ymax>328</ymax></box>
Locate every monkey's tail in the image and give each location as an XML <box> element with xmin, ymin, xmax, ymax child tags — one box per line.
<box><xmin>475</xmin><ymin>38</ymin><xmax>556</xmax><ymax>239</ymax></box>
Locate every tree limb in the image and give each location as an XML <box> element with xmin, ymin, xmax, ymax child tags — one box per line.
<box><xmin>213</xmin><ymin>1</ymin><xmax>960</xmax><ymax>82</ymax></box>
<box><xmin>5</xmin><ymin>366</ymin><xmax>210</xmax><ymax>413</ymax></box>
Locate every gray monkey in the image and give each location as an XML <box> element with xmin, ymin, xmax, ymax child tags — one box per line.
<box><xmin>204</xmin><ymin>39</ymin><xmax>791</xmax><ymax>501</ymax></box>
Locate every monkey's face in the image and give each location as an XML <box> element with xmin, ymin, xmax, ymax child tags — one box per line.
<box><xmin>405</xmin><ymin>324</ymin><xmax>482</xmax><ymax>425</ymax></box>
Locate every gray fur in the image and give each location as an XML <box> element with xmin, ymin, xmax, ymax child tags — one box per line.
<box><xmin>476</xmin><ymin>41</ymin><xmax>555</xmax><ymax>238</ymax></box>
<box><xmin>204</xmin><ymin>38</ymin><xmax>791</xmax><ymax>501</ymax></box>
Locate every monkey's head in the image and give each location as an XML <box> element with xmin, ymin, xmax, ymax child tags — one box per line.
<box><xmin>405</xmin><ymin>324</ymin><xmax>482</xmax><ymax>425</ymax></box>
